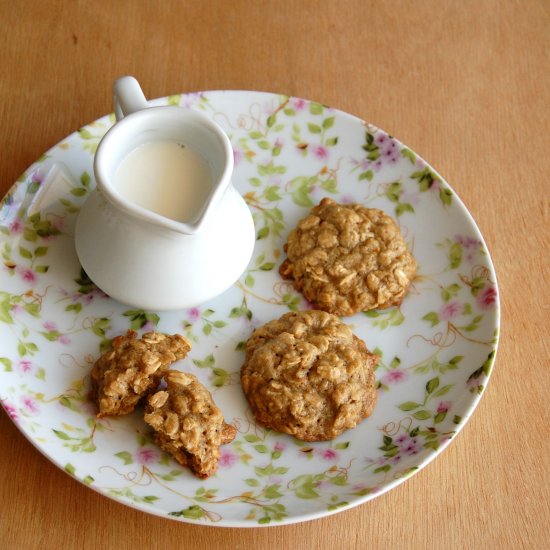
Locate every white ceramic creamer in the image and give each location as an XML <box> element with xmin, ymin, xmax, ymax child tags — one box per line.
<box><xmin>74</xmin><ymin>76</ymin><xmax>255</xmax><ymax>310</ymax></box>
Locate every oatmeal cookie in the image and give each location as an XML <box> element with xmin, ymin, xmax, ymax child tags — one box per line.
<box><xmin>144</xmin><ymin>371</ymin><xmax>237</xmax><ymax>478</ymax></box>
<box><xmin>279</xmin><ymin>197</ymin><xmax>417</xmax><ymax>316</ymax></box>
<box><xmin>240</xmin><ymin>310</ymin><xmax>378</xmax><ymax>441</ymax></box>
<box><xmin>90</xmin><ymin>331</ymin><xmax>190</xmax><ymax>418</ymax></box>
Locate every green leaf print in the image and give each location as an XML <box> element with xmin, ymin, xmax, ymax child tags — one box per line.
<box><xmin>307</xmin><ymin>122</ymin><xmax>322</xmax><ymax>134</ymax></box>
<box><xmin>309</xmin><ymin>102</ymin><xmax>324</xmax><ymax>115</ymax></box>
<box><xmin>115</xmin><ymin>451</ymin><xmax>133</xmax><ymax>465</ymax></box>
<box><xmin>122</xmin><ymin>309</ymin><xmax>160</xmax><ymax>330</ymax></box>
<box><xmin>289</xmin><ymin>475</ymin><xmax>320</xmax><ymax>499</ymax></box>
<box><xmin>422</xmin><ymin>312</ymin><xmax>440</xmax><ymax>327</ymax></box>
<box><xmin>439</xmin><ymin>187</ymin><xmax>453</xmax><ymax>205</ymax></box>
<box><xmin>193</xmin><ymin>353</ymin><xmax>216</xmax><ymax>368</ymax></box>
<box><xmin>449</xmin><ymin>242</ymin><xmax>462</xmax><ymax>269</ymax></box>
<box><xmin>441</xmin><ymin>283</ymin><xmax>461</xmax><ymax>302</ymax></box>
<box><xmin>264</xmin><ymin>185</ymin><xmax>282</xmax><ymax>201</ymax></box>
<box><xmin>364</xmin><ymin>308</ymin><xmax>405</xmax><ymax>329</ymax></box>
<box><xmin>426</xmin><ymin>377</ymin><xmax>440</xmax><ymax>394</ymax></box>
<box><xmin>53</xmin><ymin>429</ymin><xmax>71</xmax><ymax>440</ymax></box>
<box><xmin>399</xmin><ymin>401</ymin><xmax>422</xmax><ymax>411</ymax></box>
<box><xmin>401</xmin><ymin>148</ymin><xmax>416</xmax><ymax>163</ymax></box>
<box><xmin>169</xmin><ymin>505</ymin><xmax>208</xmax><ymax>520</ymax></box>
<box><xmin>288</xmin><ymin>176</ymin><xmax>314</xmax><ymax>208</ymax></box>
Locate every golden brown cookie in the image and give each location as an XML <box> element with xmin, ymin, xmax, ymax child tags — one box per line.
<box><xmin>90</xmin><ymin>331</ymin><xmax>191</xmax><ymax>418</ymax></box>
<box><xmin>144</xmin><ymin>370</ymin><xmax>237</xmax><ymax>478</ymax></box>
<box><xmin>240</xmin><ymin>310</ymin><xmax>378</xmax><ymax>441</ymax></box>
<box><xmin>279</xmin><ymin>197</ymin><xmax>417</xmax><ymax>316</ymax></box>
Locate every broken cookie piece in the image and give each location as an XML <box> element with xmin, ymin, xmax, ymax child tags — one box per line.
<box><xmin>90</xmin><ymin>331</ymin><xmax>191</xmax><ymax>418</ymax></box>
<box><xmin>144</xmin><ymin>370</ymin><xmax>237</xmax><ymax>479</ymax></box>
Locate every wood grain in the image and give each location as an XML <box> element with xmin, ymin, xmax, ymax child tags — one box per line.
<box><xmin>1</xmin><ymin>1</ymin><xmax>549</xmax><ymax>548</ymax></box>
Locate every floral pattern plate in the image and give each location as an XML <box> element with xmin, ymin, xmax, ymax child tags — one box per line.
<box><xmin>0</xmin><ymin>91</ymin><xmax>499</xmax><ymax>527</ymax></box>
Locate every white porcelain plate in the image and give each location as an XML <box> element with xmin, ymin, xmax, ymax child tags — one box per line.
<box><xmin>0</xmin><ymin>91</ymin><xmax>499</xmax><ymax>526</ymax></box>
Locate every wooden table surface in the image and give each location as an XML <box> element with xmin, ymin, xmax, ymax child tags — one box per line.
<box><xmin>1</xmin><ymin>1</ymin><xmax>549</xmax><ymax>548</ymax></box>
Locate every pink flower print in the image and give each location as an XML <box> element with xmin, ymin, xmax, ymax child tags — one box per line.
<box><xmin>400</xmin><ymin>189</ymin><xmax>420</xmax><ymax>205</ymax></box>
<box><xmin>8</xmin><ymin>219</ymin><xmax>23</xmax><ymax>234</ymax></box>
<box><xmin>375</xmin><ymin>133</ymin><xmax>389</xmax><ymax>146</ymax></box>
<box><xmin>31</xmin><ymin>170</ymin><xmax>44</xmax><ymax>184</ymax></box>
<box><xmin>187</xmin><ymin>307</ymin><xmax>201</xmax><ymax>323</ymax></box>
<box><xmin>395</xmin><ymin>434</ymin><xmax>411</xmax><ymax>447</ymax></box>
<box><xmin>454</xmin><ymin>235</ymin><xmax>481</xmax><ymax>263</ymax></box>
<box><xmin>381</xmin><ymin>369</ymin><xmax>408</xmax><ymax>385</ymax></box>
<box><xmin>318</xmin><ymin>448</ymin><xmax>339</xmax><ymax>461</ymax></box>
<box><xmin>315</xmin><ymin>480</ymin><xmax>332</xmax><ymax>491</ymax></box>
<box><xmin>467</xmin><ymin>376</ymin><xmax>481</xmax><ymax>390</ymax></box>
<box><xmin>477</xmin><ymin>285</ymin><xmax>497</xmax><ymax>310</ymax></box>
<box><xmin>273</xmin><ymin>441</ymin><xmax>286</xmax><ymax>452</ymax></box>
<box><xmin>83</xmin><ymin>293</ymin><xmax>95</xmax><ymax>305</ymax></box>
<box><xmin>340</xmin><ymin>194</ymin><xmax>354</xmax><ymax>204</ymax></box>
<box><xmin>454</xmin><ymin>235</ymin><xmax>481</xmax><ymax>249</ymax></box>
<box><xmin>233</xmin><ymin>148</ymin><xmax>243</xmax><ymax>166</ymax></box>
<box><xmin>274</xmin><ymin>137</ymin><xmax>283</xmax><ymax>149</ymax></box>
<box><xmin>464</xmin><ymin>250</ymin><xmax>476</xmax><ymax>263</ymax></box>
<box><xmin>360</xmin><ymin>159</ymin><xmax>371</xmax><ymax>170</ymax></box>
<box><xmin>59</xmin><ymin>334</ymin><xmax>71</xmax><ymax>345</ymax></box>
<box><xmin>388</xmin><ymin>153</ymin><xmax>400</xmax><ymax>165</ymax></box>
<box><xmin>440</xmin><ymin>301</ymin><xmax>462</xmax><ymax>321</ymax></box>
<box><xmin>436</xmin><ymin>401</ymin><xmax>452</xmax><ymax>413</ymax></box>
<box><xmin>312</xmin><ymin>145</ymin><xmax>329</xmax><ymax>161</ymax></box>
<box><xmin>381</xmin><ymin>141</ymin><xmax>397</xmax><ymax>159</ymax></box>
<box><xmin>52</xmin><ymin>217</ymin><xmax>65</xmax><ymax>232</ymax></box>
<box><xmin>135</xmin><ymin>447</ymin><xmax>160</xmax><ymax>465</ymax></box>
<box><xmin>403</xmin><ymin>439</ymin><xmax>420</xmax><ymax>456</ymax></box>
<box><xmin>373</xmin><ymin>159</ymin><xmax>383</xmax><ymax>172</ymax></box>
<box><xmin>43</xmin><ymin>320</ymin><xmax>58</xmax><ymax>331</ymax></box>
<box><xmin>429</xmin><ymin>178</ymin><xmax>441</xmax><ymax>192</ymax></box>
<box><xmin>20</xmin><ymin>395</ymin><xmax>39</xmax><ymax>416</ymax></box>
<box><xmin>17</xmin><ymin>360</ymin><xmax>34</xmax><ymax>375</ymax></box>
<box><xmin>141</xmin><ymin>321</ymin><xmax>155</xmax><ymax>332</ymax></box>
<box><xmin>291</xmin><ymin>98</ymin><xmax>307</xmax><ymax>111</ymax></box>
<box><xmin>180</xmin><ymin>92</ymin><xmax>203</xmax><ymax>109</ymax></box>
<box><xmin>2</xmin><ymin>400</ymin><xmax>18</xmax><ymax>421</ymax></box>
<box><xmin>218</xmin><ymin>449</ymin><xmax>238</xmax><ymax>468</ymax></box>
<box><xmin>17</xmin><ymin>267</ymin><xmax>37</xmax><ymax>285</ymax></box>
<box><xmin>10</xmin><ymin>304</ymin><xmax>24</xmax><ymax>315</ymax></box>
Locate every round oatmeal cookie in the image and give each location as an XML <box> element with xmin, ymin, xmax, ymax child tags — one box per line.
<box><xmin>240</xmin><ymin>310</ymin><xmax>378</xmax><ymax>441</ymax></box>
<box><xmin>279</xmin><ymin>197</ymin><xmax>417</xmax><ymax>316</ymax></box>
<box><xmin>144</xmin><ymin>370</ymin><xmax>237</xmax><ymax>479</ymax></box>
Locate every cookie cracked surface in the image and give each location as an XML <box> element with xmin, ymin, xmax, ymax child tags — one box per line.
<box><xmin>144</xmin><ymin>371</ymin><xmax>237</xmax><ymax>478</ymax></box>
<box><xmin>240</xmin><ymin>310</ymin><xmax>378</xmax><ymax>441</ymax></box>
<box><xmin>279</xmin><ymin>197</ymin><xmax>417</xmax><ymax>316</ymax></box>
<box><xmin>90</xmin><ymin>331</ymin><xmax>190</xmax><ymax>418</ymax></box>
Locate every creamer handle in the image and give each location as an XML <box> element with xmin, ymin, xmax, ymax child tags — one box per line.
<box><xmin>113</xmin><ymin>76</ymin><xmax>149</xmax><ymax>121</ymax></box>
